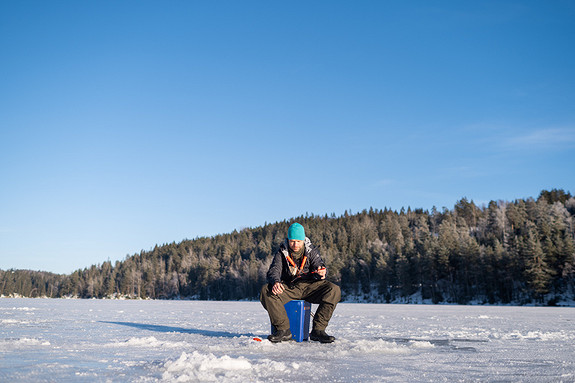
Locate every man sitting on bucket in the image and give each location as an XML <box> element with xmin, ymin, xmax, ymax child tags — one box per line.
<box><xmin>260</xmin><ymin>222</ymin><xmax>341</xmax><ymax>343</ymax></box>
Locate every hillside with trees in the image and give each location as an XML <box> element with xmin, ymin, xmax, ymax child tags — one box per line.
<box><xmin>2</xmin><ymin>189</ymin><xmax>574</xmax><ymax>305</ymax></box>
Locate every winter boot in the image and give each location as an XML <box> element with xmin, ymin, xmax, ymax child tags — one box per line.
<box><xmin>310</xmin><ymin>329</ymin><xmax>335</xmax><ymax>343</ymax></box>
<box><xmin>268</xmin><ymin>329</ymin><xmax>293</xmax><ymax>343</ymax></box>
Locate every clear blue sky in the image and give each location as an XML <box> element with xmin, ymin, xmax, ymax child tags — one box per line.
<box><xmin>1</xmin><ymin>1</ymin><xmax>574</xmax><ymax>274</ymax></box>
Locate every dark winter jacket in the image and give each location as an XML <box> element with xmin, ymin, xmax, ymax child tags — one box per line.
<box><xmin>266</xmin><ymin>237</ymin><xmax>326</xmax><ymax>285</ymax></box>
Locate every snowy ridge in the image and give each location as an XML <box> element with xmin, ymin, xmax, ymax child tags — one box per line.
<box><xmin>162</xmin><ymin>351</ymin><xmax>306</xmax><ymax>382</ymax></box>
<box><xmin>0</xmin><ymin>337</ymin><xmax>51</xmax><ymax>347</ymax></box>
<box><xmin>106</xmin><ymin>336</ymin><xmax>192</xmax><ymax>349</ymax></box>
<box><xmin>158</xmin><ymin>338</ymin><xmax>422</xmax><ymax>382</ymax></box>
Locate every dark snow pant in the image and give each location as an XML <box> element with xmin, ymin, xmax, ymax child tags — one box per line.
<box><xmin>260</xmin><ymin>280</ymin><xmax>341</xmax><ymax>332</ymax></box>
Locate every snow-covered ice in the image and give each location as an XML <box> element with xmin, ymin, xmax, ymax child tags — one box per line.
<box><xmin>1</xmin><ymin>298</ymin><xmax>574</xmax><ymax>382</ymax></box>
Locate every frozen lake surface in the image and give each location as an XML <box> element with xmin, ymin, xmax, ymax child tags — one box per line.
<box><xmin>1</xmin><ymin>298</ymin><xmax>574</xmax><ymax>382</ymax></box>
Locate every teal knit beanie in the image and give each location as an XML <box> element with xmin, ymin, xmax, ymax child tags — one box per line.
<box><xmin>288</xmin><ymin>223</ymin><xmax>305</xmax><ymax>241</ymax></box>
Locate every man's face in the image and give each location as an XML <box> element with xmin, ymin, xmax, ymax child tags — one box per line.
<box><xmin>288</xmin><ymin>239</ymin><xmax>304</xmax><ymax>252</ymax></box>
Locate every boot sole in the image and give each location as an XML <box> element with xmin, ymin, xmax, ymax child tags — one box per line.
<box><xmin>268</xmin><ymin>335</ymin><xmax>293</xmax><ymax>343</ymax></box>
<box><xmin>310</xmin><ymin>336</ymin><xmax>335</xmax><ymax>343</ymax></box>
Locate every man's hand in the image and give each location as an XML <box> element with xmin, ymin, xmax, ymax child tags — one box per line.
<box><xmin>316</xmin><ymin>267</ymin><xmax>326</xmax><ymax>280</ymax></box>
<box><xmin>271</xmin><ymin>282</ymin><xmax>285</xmax><ymax>295</ymax></box>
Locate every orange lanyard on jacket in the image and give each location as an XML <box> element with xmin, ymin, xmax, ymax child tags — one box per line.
<box><xmin>286</xmin><ymin>254</ymin><xmax>307</xmax><ymax>274</ymax></box>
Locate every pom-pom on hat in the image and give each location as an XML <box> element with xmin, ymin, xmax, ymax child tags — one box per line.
<box><xmin>288</xmin><ymin>223</ymin><xmax>305</xmax><ymax>241</ymax></box>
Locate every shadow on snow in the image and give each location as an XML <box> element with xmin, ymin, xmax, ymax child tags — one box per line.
<box><xmin>99</xmin><ymin>321</ymin><xmax>257</xmax><ymax>338</ymax></box>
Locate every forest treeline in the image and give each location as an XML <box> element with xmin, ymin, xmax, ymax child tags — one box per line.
<box><xmin>2</xmin><ymin>189</ymin><xmax>574</xmax><ymax>305</ymax></box>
